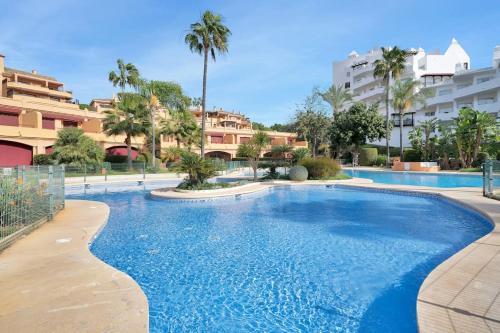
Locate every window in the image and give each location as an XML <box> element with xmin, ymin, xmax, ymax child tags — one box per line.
<box><xmin>478</xmin><ymin>97</ymin><xmax>495</xmax><ymax>105</ymax></box>
<box><xmin>346</xmin><ymin>72</ymin><xmax>350</xmax><ymax>78</ymax></box>
<box><xmin>42</xmin><ymin>117</ymin><xmax>55</xmax><ymax>130</ymax></box>
<box><xmin>464</xmin><ymin>62</ymin><xmax>469</xmax><ymax>70</ymax></box>
<box><xmin>239</xmin><ymin>137</ymin><xmax>250</xmax><ymax>144</ymax></box>
<box><xmin>344</xmin><ymin>82</ymin><xmax>350</xmax><ymax>89</ymax></box>
<box><xmin>391</xmin><ymin>113</ymin><xmax>414</xmax><ymax>127</ymax></box>
<box><xmin>211</xmin><ymin>135</ymin><xmax>223</xmax><ymax>144</ymax></box>
<box><xmin>63</xmin><ymin>120</ymin><xmax>78</xmax><ymax>128</ymax></box>
<box><xmin>0</xmin><ymin>112</ymin><xmax>19</xmax><ymax>126</ymax></box>
<box><xmin>425</xmin><ymin>111</ymin><xmax>436</xmax><ymax>117</ymax></box>
<box><xmin>477</xmin><ymin>76</ymin><xmax>493</xmax><ymax>84</ymax></box>
<box><xmin>438</xmin><ymin>89</ymin><xmax>452</xmax><ymax>96</ymax></box>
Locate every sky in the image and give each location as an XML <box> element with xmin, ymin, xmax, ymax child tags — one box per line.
<box><xmin>0</xmin><ymin>0</ymin><xmax>499</xmax><ymax>125</ymax></box>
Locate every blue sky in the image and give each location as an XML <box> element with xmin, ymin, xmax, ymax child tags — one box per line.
<box><xmin>1</xmin><ymin>0</ymin><xmax>499</xmax><ymax>125</ymax></box>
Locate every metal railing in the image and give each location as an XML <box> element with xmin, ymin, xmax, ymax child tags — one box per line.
<box><xmin>483</xmin><ymin>160</ymin><xmax>499</xmax><ymax>200</ymax></box>
<box><xmin>0</xmin><ymin>165</ymin><xmax>65</xmax><ymax>245</ymax></box>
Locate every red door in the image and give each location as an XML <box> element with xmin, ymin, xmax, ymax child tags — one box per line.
<box><xmin>0</xmin><ymin>140</ymin><xmax>33</xmax><ymax>166</ymax></box>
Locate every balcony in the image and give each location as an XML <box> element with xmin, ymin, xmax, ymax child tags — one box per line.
<box><xmin>6</xmin><ymin>81</ymin><xmax>73</xmax><ymax>100</ymax></box>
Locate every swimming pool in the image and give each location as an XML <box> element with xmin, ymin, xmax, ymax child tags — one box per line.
<box><xmin>72</xmin><ymin>186</ymin><xmax>492</xmax><ymax>332</ymax></box>
<box><xmin>343</xmin><ymin>169</ymin><xmax>498</xmax><ymax>188</ymax></box>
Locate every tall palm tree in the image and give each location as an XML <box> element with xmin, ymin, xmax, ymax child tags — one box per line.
<box><xmin>102</xmin><ymin>93</ymin><xmax>150</xmax><ymax>170</ymax></box>
<box><xmin>373</xmin><ymin>47</ymin><xmax>413</xmax><ymax>166</ymax></box>
<box><xmin>185</xmin><ymin>10</ymin><xmax>231</xmax><ymax>158</ymax></box>
<box><xmin>319</xmin><ymin>84</ymin><xmax>352</xmax><ymax>118</ymax></box>
<box><xmin>108</xmin><ymin>59</ymin><xmax>141</xmax><ymax>93</ymax></box>
<box><xmin>390</xmin><ymin>79</ymin><xmax>427</xmax><ymax>161</ymax></box>
<box><xmin>140</xmin><ymin>80</ymin><xmax>162</xmax><ymax>168</ymax></box>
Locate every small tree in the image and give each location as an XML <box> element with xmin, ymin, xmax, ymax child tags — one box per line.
<box><xmin>52</xmin><ymin>128</ymin><xmax>104</xmax><ymax>167</ymax></box>
<box><xmin>420</xmin><ymin>118</ymin><xmax>438</xmax><ymax>161</ymax></box>
<box><xmin>329</xmin><ymin>102</ymin><xmax>387</xmax><ymax>166</ymax></box>
<box><xmin>319</xmin><ymin>84</ymin><xmax>352</xmax><ymax>118</ymax></box>
<box><xmin>454</xmin><ymin>107</ymin><xmax>496</xmax><ymax>168</ymax></box>
<box><xmin>294</xmin><ymin>90</ymin><xmax>331</xmax><ymax>157</ymax></box>
<box><xmin>175</xmin><ymin>152</ymin><xmax>218</xmax><ymax>187</ymax></box>
<box><xmin>291</xmin><ymin>148</ymin><xmax>310</xmax><ymax>164</ymax></box>
<box><xmin>236</xmin><ymin>131</ymin><xmax>270</xmax><ymax>181</ymax></box>
<box><xmin>437</xmin><ymin>124</ymin><xmax>456</xmax><ymax>169</ymax></box>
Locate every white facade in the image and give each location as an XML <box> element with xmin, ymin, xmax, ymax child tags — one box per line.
<box><xmin>332</xmin><ymin>39</ymin><xmax>475</xmax><ymax>147</ymax></box>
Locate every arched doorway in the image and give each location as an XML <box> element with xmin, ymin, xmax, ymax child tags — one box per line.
<box><xmin>205</xmin><ymin>151</ymin><xmax>232</xmax><ymax>161</ymax></box>
<box><xmin>0</xmin><ymin>140</ymin><xmax>33</xmax><ymax>166</ymax></box>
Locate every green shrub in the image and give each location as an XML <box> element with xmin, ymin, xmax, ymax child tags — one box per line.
<box><xmin>403</xmin><ymin>149</ymin><xmax>421</xmax><ymax>162</ymax></box>
<box><xmin>104</xmin><ymin>154</ymin><xmax>128</xmax><ymax>163</ymax></box>
<box><xmin>175</xmin><ymin>152</ymin><xmax>218</xmax><ymax>186</ymax></box>
<box><xmin>300</xmin><ymin>157</ymin><xmax>341</xmax><ymax>179</ymax></box>
<box><xmin>33</xmin><ymin>154</ymin><xmax>53</xmax><ymax>165</ymax></box>
<box><xmin>359</xmin><ymin>148</ymin><xmax>378</xmax><ymax>166</ymax></box>
<box><xmin>291</xmin><ymin>148</ymin><xmax>310</xmax><ymax>164</ymax></box>
<box><xmin>370</xmin><ymin>155</ymin><xmax>387</xmax><ymax>167</ymax></box>
<box><xmin>289</xmin><ymin>165</ymin><xmax>308</xmax><ymax>181</ymax></box>
<box><xmin>472</xmin><ymin>152</ymin><xmax>490</xmax><ymax>168</ymax></box>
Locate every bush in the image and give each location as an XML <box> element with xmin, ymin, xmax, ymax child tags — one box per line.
<box><xmin>300</xmin><ymin>157</ymin><xmax>341</xmax><ymax>179</ymax></box>
<box><xmin>370</xmin><ymin>155</ymin><xmax>387</xmax><ymax>167</ymax></box>
<box><xmin>104</xmin><ymin>154</ymin><xmax>128</xmax><ymax>163</ymax></box>
<box><xmin>291</xmin><ymin>148</ymin><xmax>310</xmax><ymax>164</ymax></box>
<box><xmin>289</xmin><ymin>165</ymin><xmax>308</xmax><ymax>181</ymax></box>
<box><xmin>33</xmin><ymin>154</ymin><xmax>53</xmax><ymax>165</ymax></box>
<box><xmin>175</xmin><ymin>152</ymin><xmax>218</xmax><ymax>186</ymax></box>
<box><xmin>472</xmin><ymin>152</ymin><xmax>490</xmax><ymax>168</ymax></box>
<box><xmin>359</xmin><ymin>148</ymin><xmax>378</xmax><ymax>166</ymax></box>
<box><xmin>403</xmin><ymin>149</ymin><xmax>421</xmax><ymax>162</ymax></box>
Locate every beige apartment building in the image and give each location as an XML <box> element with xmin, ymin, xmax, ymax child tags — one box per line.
<box><xmin>0</xmin><ymin>54</ymin><xmax>305</xmax><ymax>166</ymax></box>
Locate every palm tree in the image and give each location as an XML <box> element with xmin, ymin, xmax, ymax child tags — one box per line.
<box><xmin>139</xmin><ymin>80</ymin><xmax>161</xmax><ymax>168</ymax></box>
<box><xmin>390</xmin><ymin>79</ymin><xmax>427</xmax><ymax>161</ymax></box>
<box><xmin>185</xmin><ymin>10</ymin><xmax>231</xmax><ymax>158</ymax></box>
<box><xmin>319</xmin><ymin>84</ymin><xmax>352</xmax><ymax>118</ymax></box>
<box><xmin>373</xmin><ymin>47</ymin><xmax>413</xmax><ymax>166</ymax></box>
<box><xmin>236</xmin><ymin>131</ymin><xmax>270</xmax><ymax>181</ymax></box>
<box><xmin>102</xmin><ymin>93</ymin><xmax>150</xmax><ymax>170</ymax></box>
<box><xmin>419</xmin><ymin>118</ymin><xmax>438</xmax><ymax>161</ymax></box>
<box><xmin>108</xmin><ymin>59</ymin><xmax>141</xmax><ymax>93</ymax></box>
<box><xmin>160</xmin><ymin>110</ymin><xmax>199</xmax><ymax>149</ymax></box>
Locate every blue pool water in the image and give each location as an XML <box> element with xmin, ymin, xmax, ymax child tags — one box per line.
<box><xmin>344</xmin><ymin>169</ymin><xmax>499</xmax><ymax>188</ymax></box>
<box><xmin>71</xmin><ymin>185</ymin><xmax>492</xmax><ymax>332</ymax></box>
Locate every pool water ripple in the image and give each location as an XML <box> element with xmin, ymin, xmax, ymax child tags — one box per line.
<box><xmin>71</xmin><ymin>186</ymin><xmax>492</xmax><ymax>332</ymax></box>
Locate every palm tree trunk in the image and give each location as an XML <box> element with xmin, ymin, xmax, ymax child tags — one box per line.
<box><xmin>126</xmin><ymin>134</ymin><xmax>132</xmax><ymax>170</ymax></box>
<box><xmin>151</xmin><ymin>108</ymin><xmax>156</xmax><ymax>169</ymax></box>
<box><xmin>200</xmin><ymin>48</ymin><xmax>209</xmax><ymax>158</ymax></box>
<box><xmin>399</xmin><ymin>112</ymin><xmax>404</xmax><ymax>162</ymax></box>
<box><xmin>385</xmin><ymin>78</ymin><xmax>391</xmax><ymax>168</ymax></box>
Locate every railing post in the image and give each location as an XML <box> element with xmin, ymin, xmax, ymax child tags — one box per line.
<box><xmin>61</xmin><ymin>165</ymin><xmax>65</xmax><ymax>209</ymax></box>
<box><xmin>84</xmin><ymin>164</ymin><xmax>87</xmax><ymax>184</ymax></box>
<box><xmin>483</xmin><ymin>162</ymin><xmax>487</xmax><ymax>196</ymax></box>
<box><xmin>48</xmin><ymin>166</ymin><xmax>54</xmax><ymax>220</ymax></box>
<box><xmin>143</xmin><ymin>161</ymin><xmax>146</xmax><ymax>180</ymax></box>
<box><xmin>488</xmin><ymin>161</ymin><xmax>494</xmax><ymax>196</ymax></box>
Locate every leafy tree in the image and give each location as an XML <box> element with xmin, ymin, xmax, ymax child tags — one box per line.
<box><xmin>269</xmin><ymin>123</ymin><xmax>295</xmax><ymax>132</ymax></box>
<box><xmin>437</xmin><ymin>124</ymin><xmax>456</xmax><ymax>169</ymax></box>
<box><xmin>52</xmin><ymin>128</ymin><xmax>104</xmax><ymax>167</ymax></box>
<box><xmin>252</xmin><ymin>122</ymin><xmax>269</xmax><ymax>131</ymax></box>
<box><xmin>294</xmin><ymin>91</ymin><xmax>331</xmax><ymax>157</ymax></box>
<box><xmin>271</xmin><ymin>144</ymin><xmax>293</xmax><ymax>160</ymax></box>
<box><xmin>373</xmin><ymin>46</ymin><xmax>413</xmax><ymax>166</ymax></box>
<box><xmin>185</xmin><ymin>10</ymin><xmax>231</xmax><ymax>157</ymax></box>
<box><xmin>162</xmin><ymin>147</ymin><xmax>185</xmax><ymax>164</ymax></box>
<box><xmin>420</xmin><ymin>118</ymin><xmax>438</xmax><ymax>161</ymax></box>
<box><xmin>454</xmin><ymin>107</ymin><xmax>496</xmax><ymax>168</ymax></box>
<box><xmin>329</xmin><ymin>102</ymin><xmax>387</xmax><ymax>166</ymax></box>
<box><xmin>390</xmin><ymin>79</ymin><xmax>428</xmax><ymax>160</ymax></box>
<box><xmin>191</xmin><ymin>97</ymin><xmax>202</xmax><ymax>108</ymax></box>
<box><xmin>102</xmin><ymin>93</ymin><xmax>150</xmax><ymax>170</ymax></box>
<box><xmin>108</xmin><ymin>59</ymin><xmax>141</xmax><ymax>93</ymax></box>
<box><xmin>319</xmin><ymin>84</ymin><xmax>352</xmax><ymax>117</ymax></box>
<box><xmin>236</xmin><ymin>131</ymin><xmax>270</xmax><ymax>181</ymax></box>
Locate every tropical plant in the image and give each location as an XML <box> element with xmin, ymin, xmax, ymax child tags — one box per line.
<box><xmin>291</xmin><ymin>148</ymin><xmax>310</xmax><ymax>164</ymax></box>
<box><xmin>390</xmin><ymin>79</ymin><xmax>428</xmax><ymax>160</ymax></box>
<box><xmin>436</xmin><ymin>124</ymin><xmax>456</xmax><ymax>170</ymax></box>
<box><xmin>185</xmin><ymin>10</ymin><xmax>231</xmax><ymax>157</ymax></box>
<box><xmin>373</xmin><ymin>46</ymin><xmax>413</xmax><ymax>166</ymax></box>
<box><xmin>162</xmin><ymin>146</ymin><xmax>186</xmax><ymax>164</ymax></box>
<box><xmin>329</xmin><ymin>102</ymin><xmax>388</xmax><ymax>166</ymax></box>
<box><xmin>271</xmin><ymin>144</ymin><xmax>293</xmax><ymax>160</ymax></box>
<box><xmin>52</xmin><ymin>128</ymin><xmax>104</xmax><ymax>167</ymax></box>
<box><xmin>300</xmin><ymin>157</ymin><xmax>341</xmax><ymax>179</ymax></box>
<box><xmin>160</xmin><ymin>109</ymin><xmax>199</xmax><ymax>149</ymax></box>
<box><xmin>102</xmin><ymin>93</ymin><xmax>150</xmax><ymax>170</ymax></box>
<box><xmin>236</xmin><ymin>131</ymin><xmax>270</xmax><ymax>181</ymax></box>
<box><xmin>408</xmin><ymin>126</ymin><xmax>424</xmax><ymax>160</ymax></box>
<box><xmin>454</xmin><ymin>107</ymin><xmax>497</xmax><ymax>168</ymax></box>
<box><xmin>294</xmin><ymin>90</ymin><xmax>331</xmax><ymax>157</ymax></box>
<box><xmin>420</xmin><ymin>118</ymin><xmax>438</xmax><ymax>161</ymax></box>
<box><xmin>108</xmin><ymin>59</ymin><xmax>141</xmax><ymax>93</ymax></box>
<box><xmin>175</xmin><ymin>152</ymin><xmax>218</xmax><ymax>187</ymax></box>
<box><xmin>319</xmin><ymin>84</ymin><xmax>353</xmax><ymax>117</ymax></box>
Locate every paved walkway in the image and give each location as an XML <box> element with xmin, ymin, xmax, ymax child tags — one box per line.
<box><xmin>0</xmin><ymin>200</ymin><xmax>148</xmax><ymax>333</ymax></box>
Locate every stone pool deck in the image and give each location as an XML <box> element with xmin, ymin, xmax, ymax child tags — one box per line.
<box><xmin>0</xmin><ymin>200</ymin><xmax>148</xmax><ymax>333</ymax></box>
<box><xmin>0</xmin><ymin>179</ymin><xmax>498</xmax><ymax>332</ymax></box>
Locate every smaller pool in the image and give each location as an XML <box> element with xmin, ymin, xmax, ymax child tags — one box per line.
<box><xmin>343</xmin><ymin>169</ymin><xmax>498</xmax><ymax>188</ymax></box>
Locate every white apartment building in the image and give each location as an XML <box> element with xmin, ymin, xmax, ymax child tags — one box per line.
<box><xmin>332</xmin><ymin>39</ymin><xmax>479</xmax><ymax>147</ymax></box>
